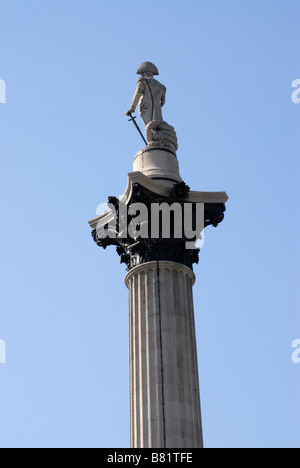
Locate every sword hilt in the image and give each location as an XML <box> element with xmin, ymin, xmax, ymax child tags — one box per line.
<box><xmin>126</xmin><ymin>112</ymin><xmax>148</xmax><ymax>146</ymax></box>
<box><xmin>128</xmin><ymin>113</ymin><xmax>136</xmax><ymax>121</ymax></box>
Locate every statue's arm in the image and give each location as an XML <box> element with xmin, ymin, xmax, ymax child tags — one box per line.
<box><xmin>126</xmin><ymin>81</ymin><xmax>145</xmax><ymax>115</ymax></box>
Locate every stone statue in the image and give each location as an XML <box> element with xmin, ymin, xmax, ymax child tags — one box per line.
<box><xmin>126</xmin><ymin>62</ymin><xmax>178</xmax><ymax>154</ymax></box>
<box><xmin>126</xmin><ymin>62</ymin><xmax>166</xmax><ymax>125</ymax></box>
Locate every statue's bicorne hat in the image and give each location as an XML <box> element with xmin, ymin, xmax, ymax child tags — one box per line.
<box><xmin>137</xmin><ymin>62</ymin><xmax>159</xmax><ymax>76</ymax></box>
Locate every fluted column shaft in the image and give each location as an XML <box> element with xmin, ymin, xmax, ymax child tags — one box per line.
<box><xmin>125</xmin><ymin>261</ymin><xmax>203</xmax><ymax>449</ymax></box>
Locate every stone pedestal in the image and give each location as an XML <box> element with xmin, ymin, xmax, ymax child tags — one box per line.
<box><xmin>133</xmin><ymin>147</ymin><xmax>182</xmax><ymax>188</ymax></box>
<box><xmin>126</xmin><ymin>261</ymin><xmax>203</xmax><ymax>449</ymax></box>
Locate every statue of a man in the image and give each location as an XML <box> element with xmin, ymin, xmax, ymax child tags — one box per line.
<box><xmin>126</xmin><ymin>62</ymin><xmax>166</xmax><ymax>125</ymax></box>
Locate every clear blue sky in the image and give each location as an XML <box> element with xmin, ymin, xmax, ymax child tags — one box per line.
<box><xmin>0</xmin><ymin>0</ymin><xmax>299</xmax><ymax>448</ymax></box>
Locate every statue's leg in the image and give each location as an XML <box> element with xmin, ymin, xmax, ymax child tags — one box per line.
<box><xmin>140</xmin><ymin>107</ymin><xmax>151</xmax><ymax>127</ymax></box>
<box><xmin>152</xmin><ymin>102</ymin><xmax>163</xmax><ymax>122</ymax></box>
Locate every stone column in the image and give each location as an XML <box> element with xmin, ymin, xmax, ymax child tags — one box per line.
<box><xmin>125</xmin><ymin>261</ymin><xmax>203</xmax><ymax>449</ymax></box>
<box><xmin>89</xmin><ymin>172</ymin><xmax>228</xmax><ymax>448</ymax></box>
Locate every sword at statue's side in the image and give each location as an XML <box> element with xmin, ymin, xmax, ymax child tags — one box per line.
<box><xmin>126</xmin><ymin>112</ymin><xmax>148</xmax><ymax>146</ymax></box>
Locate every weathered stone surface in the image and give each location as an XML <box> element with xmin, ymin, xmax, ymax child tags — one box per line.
<box><xmin>133</xmin><ymin>148</ymin><xmax>181</xmax><ymax>188</ymax></box>
<box><xmin>145</xmin><ymin>121</ymin><xmax>178</xmax><ymax>154</ymax></box>
<box><xmin>126</xmin><ymin>261</ymin><xmax>203</xmax><ymax>448</ymax></box>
